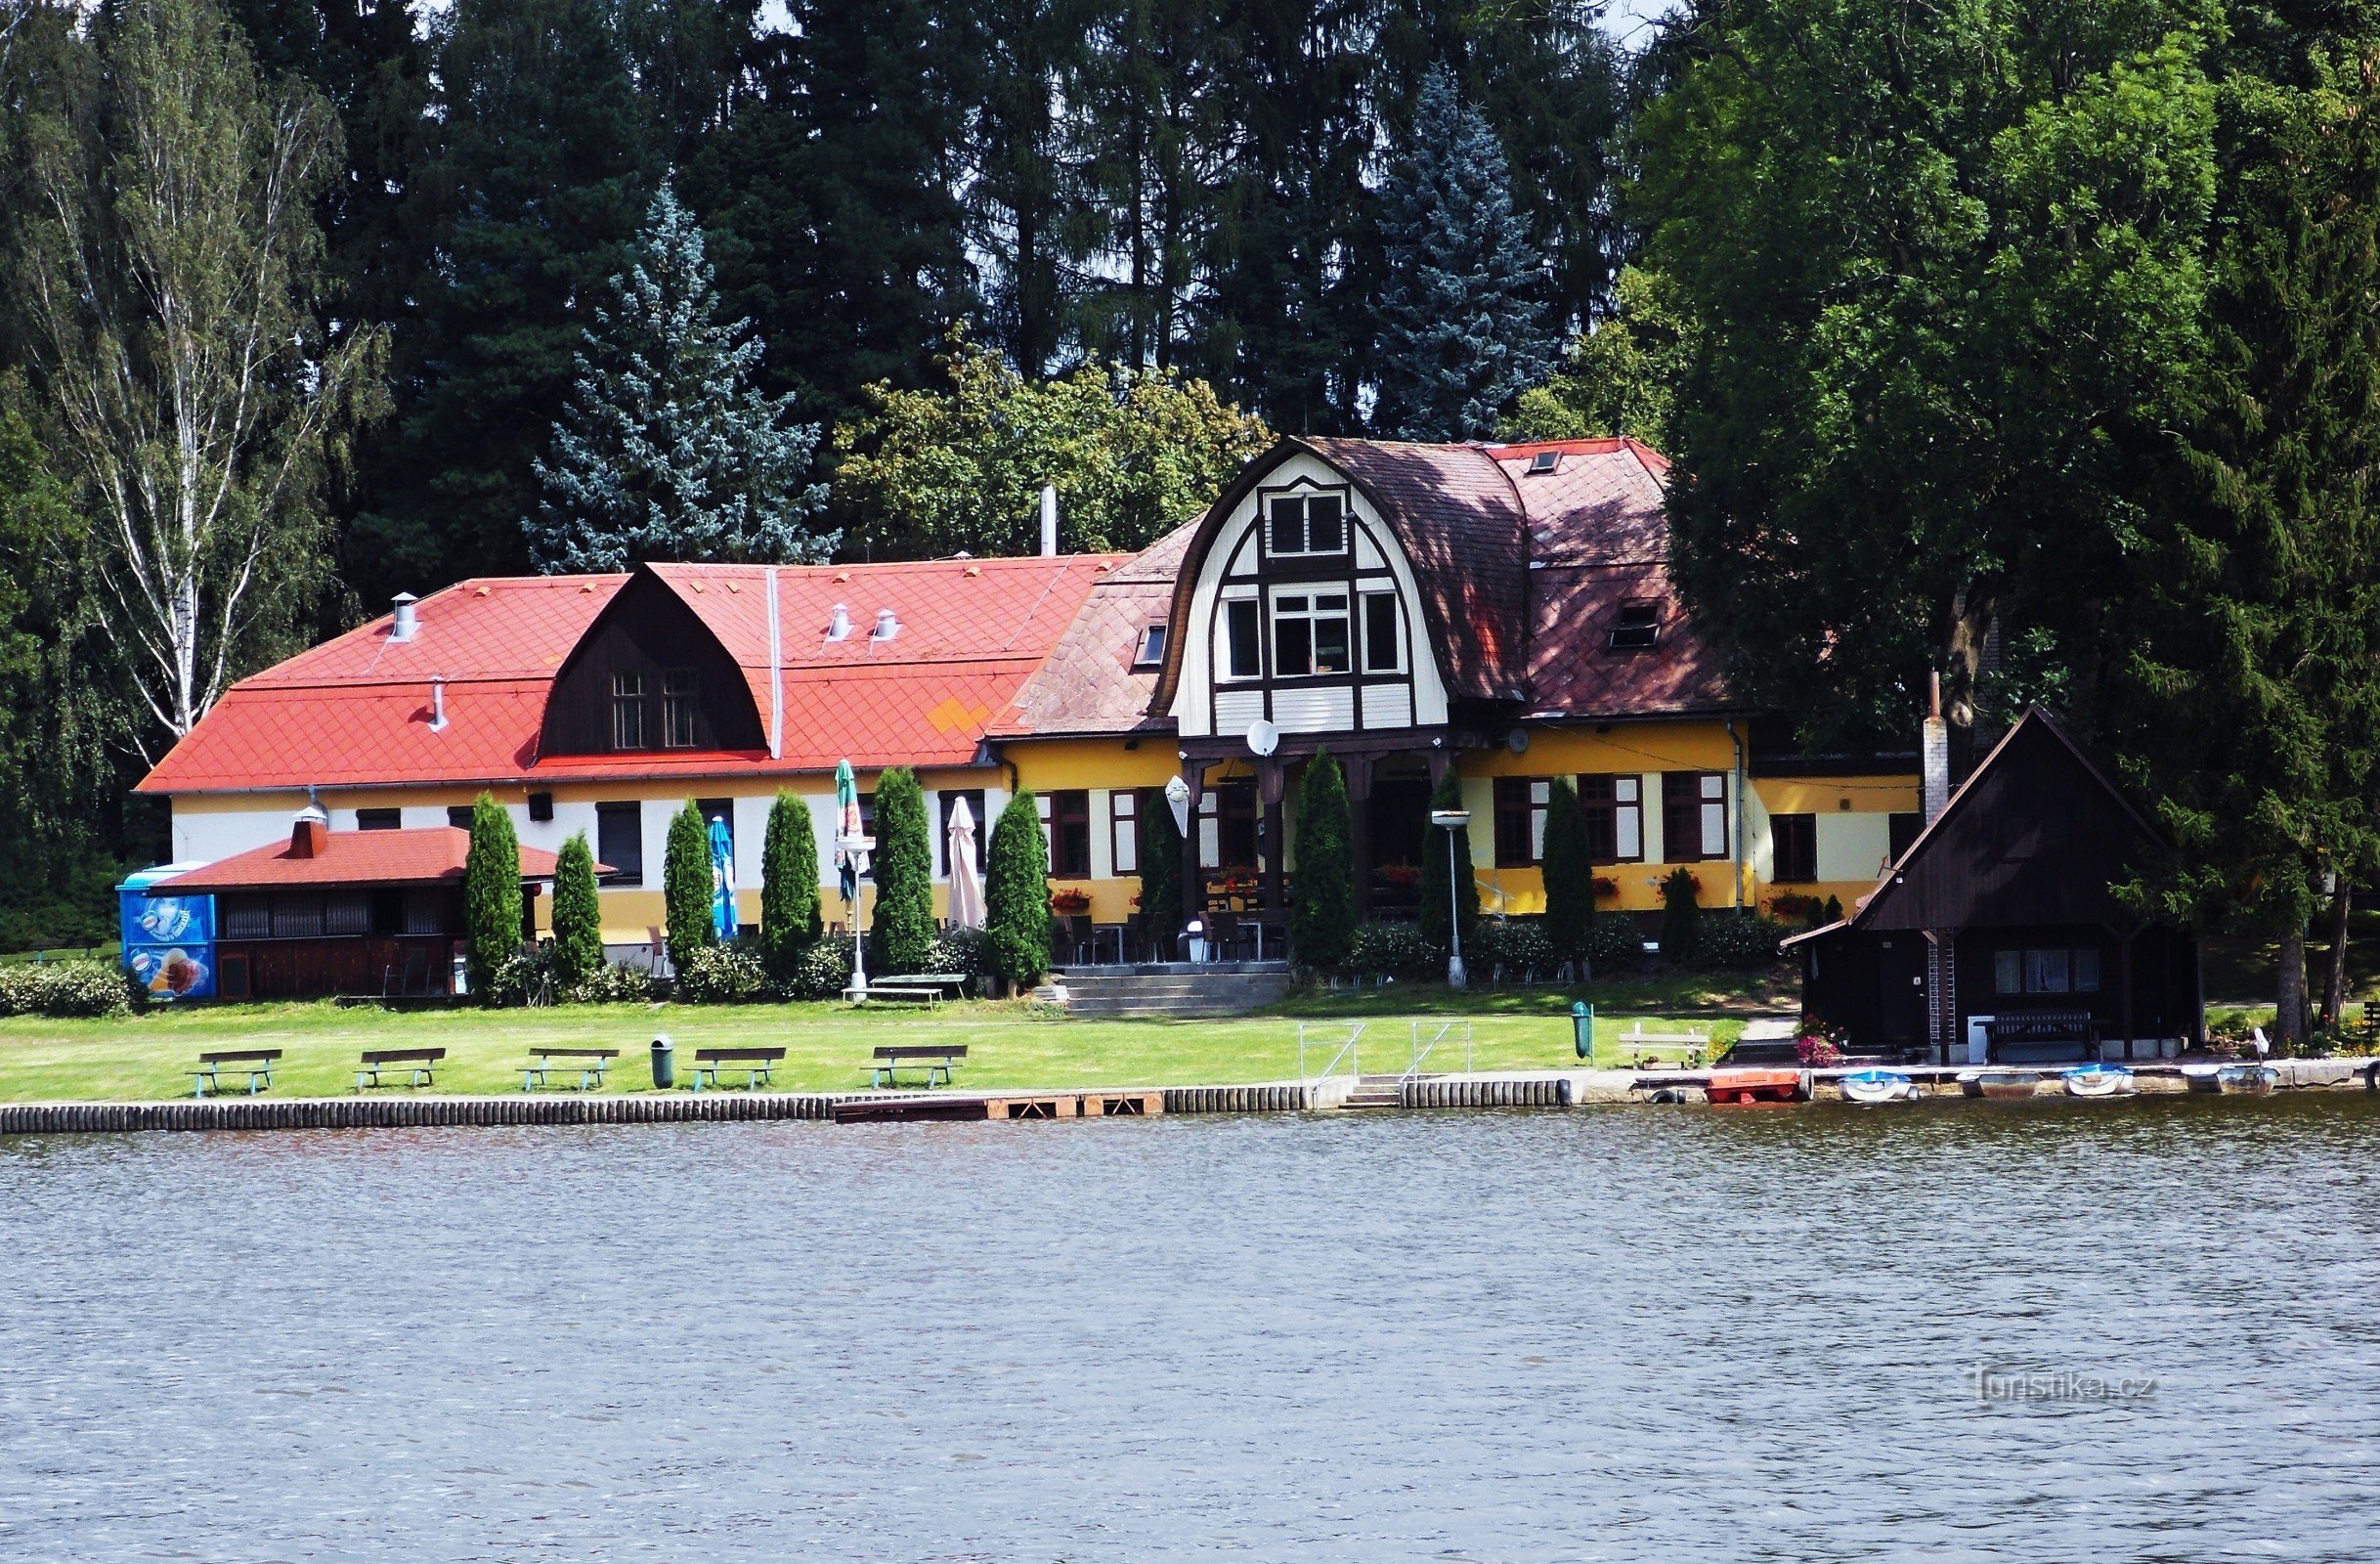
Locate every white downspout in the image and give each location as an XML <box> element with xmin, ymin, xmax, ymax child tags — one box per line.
<box><xmin>765</xmin><ymin>566</ymin><xmax>783</xmax><ymax>760</ymax></box>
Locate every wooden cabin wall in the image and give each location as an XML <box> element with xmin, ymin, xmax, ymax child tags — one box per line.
<box><xmin>541</xmin><ymin>577</ymin><xmax>763</xmax><ymax>757</ymax></box>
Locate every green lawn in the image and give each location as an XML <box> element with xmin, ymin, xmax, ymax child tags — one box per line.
<box><xmin>0</xmin><ymin>987</ymin><xmax>1757</xmax><ymax>1103</ymax></box>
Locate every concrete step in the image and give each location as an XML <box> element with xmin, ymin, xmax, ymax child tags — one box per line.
<box><xmin>1056</xmin><ymin>965</ymin><xmax>1293</xmax><ymax>1019</ymax></box>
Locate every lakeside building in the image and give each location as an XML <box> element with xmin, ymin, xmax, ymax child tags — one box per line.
<box><xmin>137</xmin><ymin>436</ymin><xmax>1920</xmax><ymax>980</ymax></box>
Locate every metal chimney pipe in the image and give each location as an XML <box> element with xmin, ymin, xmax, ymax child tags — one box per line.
<box><xmin>1040</xmin><ymin>484</ymin><xmax>1058</xmax><ymax>557</ymax></box>
<box><xmin>429</xmin><ymin>677</ymin><xmax>449</xmax><ymax>733</ymax></box>
<box><xmin>390</xmin><ymin>592</ymin><xmax>418</xmax><ymax>642</ymax></box>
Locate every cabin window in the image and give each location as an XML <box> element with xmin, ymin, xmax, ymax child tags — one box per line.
<box><xmin>611</xmin><ymin>672</ymin><xmax>647</xmax><ymax>749</ymax></box>
<box><xmin>1493</xmin><ymin>778</ymin><xmax>1550</xmax><ymax>867</ymax></box>
<box><xmin>1771</xmin><ymin>813</ymin><xmax>1818</xmax><ymax>883</ymax></box>
<box><xmin>1108</xmin><ymin>790</ymin><xmax>1138</xmax><ymax>875</ymax></box>
<box><xmin>1225</xmin><ymin>598</ymin><xmax>1263</xmax><ymax>679</ymax></box>
<box><xmin>1579</xmin><ymin>774</ymin><xmax>1642</xmax><ymax>863</ymax></box>
<box><xmin>662</xmin><ymin>669</ymin><xmax>699</xmax><ymax>748</ymax></box>
<box><xmin>1995</xmin><ymin>947</ymin><xmax>2101</xmax><ymax>996</ymax></box>
<box><xmin>356</xmin><ymin>807</ymin><xmax>401</xmax><ymax>831</ymax></box>
<box><xmin>1272</xmin><ymin>591</ymin><xmax>1351</xmax><ymax>676</ymax></box>
<box><xmin>221</xmin><ymin>895</ymin><xmax>271</xmax><ymax>941</ymax></box>
<box><xmin>936</xmin><ymin>790</ymin><xmax>986</xmax><ymax>878</ymax></box>
<box><xmin>1042</xmin><ymin>789</ymin><xmax>1092</xmax><ymax>878</ymax></box>
<box><xmin>1362</xmin><ymin>592</ymin><xmax>1402</xmax><ymax>673</ymax></box>
<box><xmin>1133</xmin><ymin>626</ymin><xmax>1168</xmax><ymax>668</ymax></box>
<box><xmin>271</xmin><ymin>892</ymin><xmax>325</xmax><ymax>939</ymax></box>
<box><xmin>1609</xmin><ymin>603</ymin><xmax>1662</xmax><ymax>651</ymax></box>
<box><xmin>596</xmin><ymin>801</ymin><xmax>643</xmax><ymax>886</ymax></box>
<box><xmin>1266</xmin><ymin>492</ymin><xmax>1346</xmax><ymax>556</ymax></box>
<box><xmin>447</xmin><ymin>805</ymin><xmax>476</xmax><ymax>829</ymax></box>
<box><xmin>1663</xmin><ymin>771</ymin><xmax>1728</xmax><ymax>862</ymax></box>
<box><xmin>324</xmin><ymin>892</ymin><xmax>371</xmax><ymax>937</ymax></box>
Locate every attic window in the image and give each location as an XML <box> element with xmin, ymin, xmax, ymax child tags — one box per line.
<box><xmin>1133</xmin><ymin>625</ymin><xmax>1168</xmax><ymax>668</ymax></box>
<box><xmin>1609</xmin><ymin>602</ymin><xmax>1662</xmax><ymax>651</ymax></box>
<box><xmin>1528</xmin><ymin>450</ymin><xmax>1561</xmax><ymax>475</ymax></box>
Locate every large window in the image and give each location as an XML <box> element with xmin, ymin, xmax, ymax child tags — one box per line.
<box><xmin>1493</xmin><ymin>777</ymin><xmax>1549</xmax><ymax>867</ymax></box>
<box><xmin>1362</xmin><ymin>592</ymin><xmax>1402</xmax><ymax>673</ymax></box>
<box><xmin>596</xmin><ymin>801</ymin><xmax>643</xmax><ymax>886</ymax></box>
<box><xmin>1225</xmin><ymin>598</ymin><xmax>1263</xmax><ymax>679</ymax></box>
<box><xmin>611</xmin><ymin>672</ymin><xmax>646</xmax><ymax>750</ymax></box>
<box><xmin>1272</xmin><ymin>591</ymin><xmax>1351</xmax><ymax>676</ymax></box>
<box><xmin>662</xmin><ymin>669</ymin><xmax>698</xmax><ymax>748</ymax></box>
<box><xmin>937</xmin><ymin>790</ymin><xmax>987</xmax><ymax>878</ymax></box>
<box><xmin>1266</xmin><ymin>492</ymin><xmax>1346</xmax><ymax>556</ymax></box>
<box><xmin>1042</xmin><ymin>789</ymin><xmax>1092</xmax><ymax>877</ymax></box>
<box><xmin>1578</xmin><ymin>775</ymin><xmax>1642</xmax><ymax>863</ymax></box>
<box><xmin>1771</xmin><ymin>813</ymin><xmax>1818</xmax><ymax>883</ymax></box>
<box><xmin>1995</xmin><ymin>946</ymin><xmax>2102</xmax><ymax>996</ymax></box>
<box><xmin>1663</xmin><ymin>771</ymin><xmax>1728</xmax><ymax>862</ymax></box>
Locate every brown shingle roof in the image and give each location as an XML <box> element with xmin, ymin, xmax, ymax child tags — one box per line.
<box><xmin>999</xmin><ymin>522</ymin><xmax>1193</xmax><ymax>736</ymax></box>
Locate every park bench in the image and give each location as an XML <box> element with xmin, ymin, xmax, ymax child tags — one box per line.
<box><xmin>852</xmin><ymin>972</ymin><xmax>967</xmax><ymax>1007</ymax></box>
<box><xmin>521</xmin><ymin>1046</ymin><xmax>619</xmax><ymax>1092</ymax></box>
<box><xmin>1618</xmin><ymin>1021</ymin><xmax>1710</xmax><ymax>1067</ymax></box>
<box><xmin>1984</xmin><ymin>1008</ymin><xmax>2097</xmax><ymax>1062</ymax></box>
<box><xmin>356</xmin><ymin>1048</ymin><xmax>445</xmax><ymax>1091</ymax></box>
<box><xmin>685</xmin><ymin>1046</ymin><xmax>785</xmax><ymax>1091</ymax></box>
<box><xmin>192</xmin><ymin>1049</ymin><xmax>281</xmax><ymax>1099</ymax></box>
<box><xmin>871</xmin><ymin>1043</ymin><xmax>969</xmax><ymax>1088</ymax></box>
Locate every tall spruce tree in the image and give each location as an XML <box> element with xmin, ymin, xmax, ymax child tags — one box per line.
<box><xmin>663</xmin><ymin>799</ymin><xmax>714</xmax><ymax>967</ymax></box>
<box><xmin>549</xmin><ymin>830</ymin><xmax>604</xmax><ymax>990</ymax></box>
<box><xmin>984</xmin><ymin>789</ymin><xmax>1053</xmax><ymax>987</ymax></box>
<box><xmin>1289</xmin><ymin>752</ymin><xmax>1354</xmax><ymax>972</ymax></box>
<box><xmin>462</xmin><ymin>793</ymin><xmax>522</xmax><ymax>1000</ymax></box>
<box><xmin>1369</xmin><ymin>65</ymin><xmax>1556</xmax><ymax>442</ymax></box>
<box><xmin>868</xmin><ymin>767</ymin><xmax>935</xmax><ymax>974</ymax></box>
<box><xmin>527</xmin><ymin>184</ymin><xmax>834</xmax><ymax>572</ymax></box>
<box><xmin>1540</xmin><ymin>776</ymin><xmax>1594</xmax><ymax>974</ymax></box>
<box><xmin>1416</xmin><ymin>770</ymin><xmax>1477</xmax><ymax>957</ymax></box>
<box><xmin>758</xmin><ymin>790</ymin><xmax>820</xmax><ymax>981</ymax></box>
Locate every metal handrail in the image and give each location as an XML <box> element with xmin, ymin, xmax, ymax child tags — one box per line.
<box><xmin>1298</xmin><ymin>1021</ymin><xmax>1364</xmax><ymax>1102</ymax></box>
<box><xmin>1402</xmin><ymin>1019</ymin><xmax>1474</xmax><ymax>1084</ymax></box>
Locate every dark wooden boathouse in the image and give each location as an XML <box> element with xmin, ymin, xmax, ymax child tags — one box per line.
<box><xmin>1787</xmin><ymin>709</ymin><xmax>2201</xmax><ymax>1064</ymax></box>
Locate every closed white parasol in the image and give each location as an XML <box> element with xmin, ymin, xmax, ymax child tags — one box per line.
<box><xmin>946</xmin><ymin>795</ymin><xmax>985</xmax><ymax>929</ymax></box>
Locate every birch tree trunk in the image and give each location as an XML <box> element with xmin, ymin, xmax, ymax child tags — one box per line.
<box><xmin>14</xmin><ymin>0</ymin><xmax>383</xmax><ymax>761</ymax></box>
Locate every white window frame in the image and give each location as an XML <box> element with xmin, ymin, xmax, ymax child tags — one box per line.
<box><xmin>1221</xmin><ymin>590</ymin><xmax>1263</xmax><ymax>681</ymax></box>
<box><xmin>1360</xmin><ymin>589</ymin><xmax>1403</xmax><ymax>673</ymax></box>
<box><xmin>1264</xmin><ymin>491</ymin><xmax>1348</xmax><ymax>557</ymax></box>
<box><xmin>1110</xmin><ymin>791</ymin><xmax>1137</xmax><ymax>876</ymax></box>
<box><xmin>1269</xmin><ymin>587</ymin><xmax>1352</xmax><ymax>678</ymax></box>
<box><xmin>1699</xmin><ymin>773</ymin><xmax>1727</xmax><ymax>858</ymax></box>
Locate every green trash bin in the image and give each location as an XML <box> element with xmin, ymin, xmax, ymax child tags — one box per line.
<box><xmin>1572</xmin><ymin>1001</ymin><xmax>1595</xmax><ymax>1061</ymax></box>
<box><xmin>650</xmin><ymin>1033</ymin><xmax>675</xmax><ymax>1090</ymax></box>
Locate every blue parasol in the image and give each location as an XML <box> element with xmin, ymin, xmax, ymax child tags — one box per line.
<box><xmin>709</xmin><ymin>813</ymin><xmax>739</xmax><ymax>939</ymax></box>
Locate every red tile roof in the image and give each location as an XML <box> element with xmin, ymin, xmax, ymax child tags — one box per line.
<box><xmin>155</xmin><ymin>827</ymin><xmax>573</xmax><ymax>891</ymax></box>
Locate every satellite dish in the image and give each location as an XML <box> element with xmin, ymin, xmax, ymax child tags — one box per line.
<box><xmin>1246</xmin><ymin>719</ymin><xmax>1279</xmax><ymax>758</ymax></box>
<box><xmin>1506</xmin><ymin>727</ymin><xmax>1531</xmax><ymax>754</ymax></box>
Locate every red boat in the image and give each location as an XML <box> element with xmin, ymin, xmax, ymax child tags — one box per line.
<box><xmin>1706</xmin><ymin>1067</ymin><xmax>1808</xmax><ymax>1106</ymax></box>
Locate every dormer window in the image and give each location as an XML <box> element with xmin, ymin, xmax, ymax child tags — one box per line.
<box><xmin>1528</xmin><ymin>450</ymin><xmax>1561</xmax><ymax>475</ymax></box>
<box><xmin>1133</xmin><ymin>625</ymin><xmax>1168</xmax><ymax>668</ymax></box>
<box><xmin>611</xmin><ymin>672</ymin><xmax>647</xmax><ymax>749</ymax></box>
<box><xmin>1609</xmin><ymin>602</ymin><xmax>1662</xmax><ymax>651</ymax></box>
<box><xmin>1266</xmin><ymin>492</ymin><xmax>1346</xmax><ymax>556</ymax></box>
<box><xmin>662</xmin><ymin>668</ymin><xmax>698</xmax><ymax>747</ymax></box>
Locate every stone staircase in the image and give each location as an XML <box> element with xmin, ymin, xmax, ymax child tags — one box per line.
<box><xmin>1340</xmin><ymin>1073</ymin><xmax>1405</xmax><ymax>1110</ymax></box>
<box><xmin>1051</xmin><ymin>961</ymin><xmax>1293</xmax><ymax>1019</ymax></box>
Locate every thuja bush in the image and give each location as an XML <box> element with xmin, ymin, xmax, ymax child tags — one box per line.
<box><xmin>869</xmin><ymin>767</ymin><xmax>935</xmax><ymax>974</ymax></box>
<box><xmin>759</xmin><ymin>790</ymin><xmax>821</xmax><ymax>981</ymax></box>
<box><xmin>550</xmin><ymin>831</ymin><xmax>604</xmax><ymax>990</ymax></box>
<box><xmin>664</xmin><ymin>800</ymin><xmax>714</xmax><ymax>967</ymax></box>
<box><xmin>463</xmin><ymin>792</ymin><xmax>523</xmax><ymax>1003</ymax></box>
<box><xmin>1290</xmin><ymin>751</ymin><xmax>1355</xmax><ymax>971</ymax></box>
<box><xmin>1658</xmin><ymin>867</ymin><xmax>1701</xmax><ymax>963</ymax></box>
<box><xmin>984</xmin><ymin>790</ymin><xmax>1052</xmax><ymax>986</ymax></box>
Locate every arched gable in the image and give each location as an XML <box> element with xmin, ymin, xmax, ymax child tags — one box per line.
<box><xmin>539</xmin><ymin>568</ymin><xmax>765</xmax><ymax>758</ymax></box>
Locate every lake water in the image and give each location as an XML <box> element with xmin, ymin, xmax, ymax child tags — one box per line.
<box><xmin>3</xmin><ymin>1095</ymin><xmax>2377</xmax><ymax>1562</ymax></box>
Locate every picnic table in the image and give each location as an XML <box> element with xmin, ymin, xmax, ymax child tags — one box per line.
<box><xmin>193</xmin><ymin>1049</ymin><xmax>281</xmax><ymax>1098</ymax></box>
<box><xmin>685</xmin><ymin>1046</ymin><xmax>785</xmax><ymax>1091</ymax></box>
<box><xmin>853</xmin><ymin>972</ymin><xmax>968</xmax><ymax>1006</ymax></box>
<box><xmin>521</xmin><ymin>1046</ymin><xmax>619</xmax><ymax>1092</ymax></box>
<box><xmin>871</xmin><ymin>1043</ymin><xmax>969</xmax><ymax>1088</ymax></box>
<box><xmin>356</xmin><ymin>1048</ymin><xmax>445</xmax><ymax>1091</ymax></box>
<box><xmin>1618</xmin><ymin>1021</ymin><xmax>1710</xmax><ymax>1067</ymax></box>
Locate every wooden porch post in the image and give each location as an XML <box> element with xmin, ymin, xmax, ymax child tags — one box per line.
<box><xmin>1258</xmin><ymin>758</ymin><xmax>1287</xmax><ymax>915</ymax></box>
<box><xmin>1345</xmin><ymin>754</ymin><xmax>1375</xmax><ymax>921</ymax></box>
<box><xmin>1178</xmin><ymin>758</ymin><xmax>1204</xmax><ymax>928</ymax></box>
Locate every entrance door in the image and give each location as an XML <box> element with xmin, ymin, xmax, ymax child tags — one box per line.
<box><xmin>1367</xmin><ymin>777</ymin><xmax>1432</xmax><ymax>916</ymax></box>
<box><xmin>1877</xmin><ymin>935</ymin><xmax>1927</xmax><ymax>1051</ymax></box>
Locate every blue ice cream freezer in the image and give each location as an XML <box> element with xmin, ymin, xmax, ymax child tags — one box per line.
<box><xmin>118</xmin><ymin>864</ymin><xmax>216</xmax><ymax>1001</ymax></box>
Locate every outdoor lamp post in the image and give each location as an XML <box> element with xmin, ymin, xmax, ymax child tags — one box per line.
<box><xmin>839</xmin><ymin>833</ymin><xmax>875</xmax><ymax>997</ymax></box>
<box><xmin>1429</xmin><ymin>806</ymin><xmax>1472</xmax><ymax>990</ymax></box>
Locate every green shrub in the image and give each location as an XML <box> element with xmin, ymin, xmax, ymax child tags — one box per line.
<box><xmin>1696</xmin><ymin>913</ymin><xmax>1793</xmax><ymax>970</ymax></box>
<box><xmin>1290</xmin><ymin>751</ymin><xmax>1355</xmax><ymax>971</ymax></box>
<box><xmin>1138</xmin><ymin>790</ymin><xmax>1183</xmax><ymax>958</ymax></box>
<box><xmin>487</xmin><ymin>943</ymin><xmax>554</xmax><ymax>1006</ymax></box>
<box><xmin>0</xmin><ymin>959</ymin><xmax>132</xmax><ymax>1018</ymax></box>
<box><xmin>1473</xmin><ymin>916</ymin><xmax>1557</xmax><ymax>982</ymax></box>
<box><xmin>462</xmin><ymin>793</ymin><xmax>523</xmax><ymax>1003</ymax></box>
<box><xmin>1583</xmin><ymin>914</ymin><xmax>1643</xmax><ymax>975</ymax></box>
<box><xmin>1417</xmin><ymin>771</ymin><xmax>1478</xmax><ymax>955</ymax></box>
<box><xmin>984</xmin><ymin>789</ymin><xmax>1052</xmax><ymax>986</ymax></box>
<box><xmin>869</xmin><ymin>766</ymin><xmax>936</xmax><ymax>974</ymax></box>
<box><xmin>550</xmin><ymin>832</ymin><xmax>604</xmax><ymax>990</ymax></box>
<box><xmin>1658</xmin><ymin>866</ymin><xmax>1701</xmax><ymax>963</ymax></box>
<box><xmin>1348</xmin><ymin>921</ymin><xmax>1438</xmax><ymax>980</ymax></box>
<box><xmin>925</xmin><ymin>927</ymin><xmax>991</xmax><ymax>988</ymax></box>
<box><xmin>664</xmin><ymin>800</ymin><xmax>714</xmax><ymax>967</ymax></box>
<box><xmin>758</xmin><ymin>790</ymin><xmax>820</xmax><ymax>981</ymax></box>
<box><xmin>567</xmin><ymin>961</ymin><xmax>656</xmax><ymax>1005</ymax></box>
<box><xmin>673</xmin><ymin>942</ymin><xmax>765</xmax><ymax>1003</ymax></box>
<box><xmin>1539</xmin><ymin>777</ymin><xmax>1594</xmax><ymax>967</ymax></box>
<box><xmin>783</xmin><ymin>936</ymin><xmax>853</xmax><ymax>1000</ymax></box>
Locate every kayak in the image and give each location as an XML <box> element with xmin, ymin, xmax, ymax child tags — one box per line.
<box><xmin>2061</xmin><ymin>1064</ymin><xmax>2136</xmax><ymax>1098</ymax></box>
<box><xmin>1840</xmin><ymin>1067</ymin><xmax>1919</xmax><ymax>1105</ymax></box>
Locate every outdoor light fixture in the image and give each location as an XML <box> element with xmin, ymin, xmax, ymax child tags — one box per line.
<box><xmin>1429</xmin><ymin>807</ymin><xmax>1472</xmax><ymax>989</ymax></box>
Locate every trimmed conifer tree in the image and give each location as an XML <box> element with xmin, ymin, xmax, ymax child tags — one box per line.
<box><xmin>869</xmin><ymin>767</ymin><xmax>935</xmax><ymax>974</ymax></box>
<box><xmin>1416</xmin><ymin>770</ymin><xmax>1479</xmax><ymax>956</ymax></box>
<box><xmin>1540</xmin><ymin>777</ymin><xmax>1594</xmax><ymax>975</ymax></box>
<box><xmin>1659</xmin><ymin>866</ymin><xmax>1702</xmax><ymax>964</ymax></box>
<box><xmin>1290</xmin><ymin>752</ymin><xmax>1354</xmax><ymax>972</ymax></box>
<box><xmin>758</xmin><ymin>790</ymin><xmax>820</xmax><ymax>981</ymax></box>
<box><xmin>550</xmin><ymin>830</ymin><xmax>603</xmax><ymax>990</ymax></box>
<box><xmin>462</xmin><ymin>792</ymin><xmax>522</xmax><ymax>1002</ymax></box>
<box><xmin>1138</xmin><ymin>790</ymin><xmax>1183</xmax><ymax>961</ymax></box>
<box><xmin>984</xmin><ymin>789</ymin><xmax>1053</xmax><ymax>987</ymax></box>
<box><xmin>1370</xmin><ymin>65</ymin><xmax>1559</xmax><ymax>441</ymax></box>
<box><xmin>664</xmin><ymin>800</ymin><xmax>714</xmax><ymax>967</ymax></box>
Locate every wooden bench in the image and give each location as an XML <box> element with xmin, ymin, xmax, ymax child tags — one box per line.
<box><xmin>356</xmin><ymin>1048</ymin><xmax>445</xmax><ymax>1091</ymax></box>
<box><xmin>1984</xmin><ymin>1009</ymin><xmax>2097</xmax><ymax>1060</ymax></box>
<box><xmin>522</xmin><ymin>1046</ymin><xmax>619</xmax><ymax>1092</ymax></box>
<box><xmin>1619</xmin><ymin>1021</ymin><xmax>1710</xmax><ymax>1067</ymax></box>
<box><xmin>854</xmin><ymin>972</ymin><xmax>967</xmax><ymax>1007</ymax></box>
<box><xmin>193</xmin><ymin>1049</ymin><xmax>281</xmax><ymax>1098</ymax></box>
<box><xmin>850</xmin><ymin>985</ymin><xmax>943</xmax><ymax>1007</ymax></box>
<box><xmin>873</xmin><ymin>1043</ymin><xmax>969</xmax><ymax>1088</ymax></box>
<box><xmin>686</xmin><ymin>1046</ymin><xmax>785</xmax><ymax>1091</ymax></box>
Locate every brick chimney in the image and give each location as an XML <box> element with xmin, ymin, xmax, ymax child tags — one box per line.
<box><xmin>1922</xmin><ymin>671</ymin><xmax>1951</xmax><ymax>825</ymax></box>
<box><xmin>290</xmin><ymin>796</ymin><xmax>331</xmax><ymax>858</ymax></box>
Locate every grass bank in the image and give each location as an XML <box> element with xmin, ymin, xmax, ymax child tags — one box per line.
<box><xmin>0</xmin><ymin>985</ymin><xmax>1761</xmax><ymax>1104</ymax></box>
